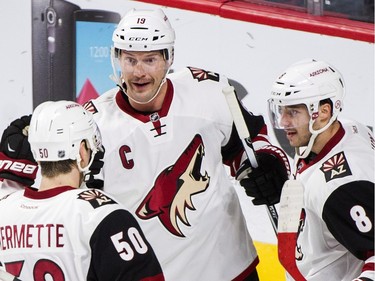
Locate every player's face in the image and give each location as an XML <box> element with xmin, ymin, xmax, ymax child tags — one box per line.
<box><xmin>279</xmin><ymin>104</ymin><xmax>311</xmax><ymax>147</ymax></box>
<box><xmin>119</xmin><ymin>50</ymin><xmax>168</xmax><ymax>104</ymax></box>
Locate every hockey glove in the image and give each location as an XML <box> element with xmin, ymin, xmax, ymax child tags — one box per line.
<box><xmin>0</xmin><ymin>115</ymin><xmax>38</xmax><ymax>186</ymax></box>
<box><xmin>85</xmin><ymin>146</ymin><xmax>105</xmax><ymax>189</ymax></box>
<box><xmin>236</xmin><ymin>145</ymin><xmax>290</xmax><ymax>206</ymax></box>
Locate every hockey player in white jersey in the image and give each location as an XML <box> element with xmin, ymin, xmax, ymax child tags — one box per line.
<box><xmin>0</xmin><ymin>115</ymin><xmax>38</xmax><ymax>198</ymax></box>
<box><xmin>0</xmin><ymin>101</ymin><xmax>164</xmax><ymax>281</ymax></box>
<box><xmin>268</xmin><ymin>59</ymin><xmax>374</xmax><ymax>280</ymax></box>
<box><xmin>83</xmin><ymin>8</ymin><xmax>290</xmax><ymax>281</ymax></box>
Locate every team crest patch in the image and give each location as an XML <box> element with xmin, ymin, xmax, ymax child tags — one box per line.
<box><xmin>320</xmin><ymin>152</ymin><xmax>352</xmax><ymax>182</ymax></box>
<box><xmin>188</xmin><ymin>66</ymin><xmax>220</xmax><ymax>82</ymax></box>
<box><xmin>136</xmin><ymin>134</ymin><xmax>210</xmax><ymax>237</ymax></box>
<box><xmin>77</xmin><ymin>189</ymin><xmax>116</xmax><ymax>208</ymax></box>
<box><xmin>83</xmin><ymin>101</ymin><xmax>98</xmax><ymax>114</ymax></box>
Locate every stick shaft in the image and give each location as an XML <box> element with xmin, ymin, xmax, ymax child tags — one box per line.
<box><xmin>222</xmin><ymin>85</ymin><xmax>278</xmax><ymax>235</ymax></box>
<box><xmin>278</xmin><ymin>180</ymin><xmax>306</xmax><ymax>281</ymax></box>
<box><xmin>223</xmin><ymin>86</ymin><xmax>258</xmax><ymax>168</ymax></box>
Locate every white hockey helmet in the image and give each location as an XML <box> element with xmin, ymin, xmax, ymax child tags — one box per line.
<box><xmin>28</xmin><ymin>101</ymin><xmax>102</xmax><ymax>170</ymax></box>
<box><xmin>268</xmin><ymin>59</ymin><xmax>345</xmax><ymax>131</ymax></box>
<box><xmin>112</xmin><ymin>8</ymin><xmax>175</xmax><ymax>64</ymax></box>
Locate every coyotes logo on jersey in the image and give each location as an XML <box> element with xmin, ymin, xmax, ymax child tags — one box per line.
<box><xmin>77</xmin><ymin>189</ymin><xmax>117</xmax><ymax>208</ymax></box>
<box><xmin>188</xmin><ymin>67</ymin><xmax>220</xmax><ymax>82</ymax></box>
<box><xmin>83</xmin><ymin>100</ymin><xmax>98</xmax><ymax>114</ymax></box>
<box><xmin>136</xmin><ymin>134</ymin><xmax>210</xmax><ymax>237</ymax></box>
<box><xmin>320</xmin><ymin>152</ymin><xmax>352</xmax><ymax>182</ymax></box>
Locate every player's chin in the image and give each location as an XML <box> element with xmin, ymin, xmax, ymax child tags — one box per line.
<box><xmin>128</xmin><ymin>91</ymin><xmax>154</xmax><ymax>104</ymax></box>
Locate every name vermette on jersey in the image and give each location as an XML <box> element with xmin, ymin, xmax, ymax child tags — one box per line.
<box><xmin>0</xmin><ymin>224</ymin><xmax>65</xmax><ymax>250</ymax></box>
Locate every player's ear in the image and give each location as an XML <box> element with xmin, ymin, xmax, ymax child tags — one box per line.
<box><xmin>319</xmin><ymin>103</ymin><xmax>332</xmax><ymax>120</ymax></box>
<box><xmin>321</xmin><ymin>102</ymin><xmax>331</xmax><ymax>113</ymax></box>
<box><xmin>315</xmin><ymin>103</ymin><xmax>332</xmax><ymax>130</ymax></box>
<box><xmin>79</xmin><ymin>140</ymin><xmax>91</xmax><ymax>167</ymax></box>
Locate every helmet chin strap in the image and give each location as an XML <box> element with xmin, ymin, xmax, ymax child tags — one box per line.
<box><xmin>76</xmin><ymin>150</ymin><xmax>97</xmax><ymax>184</ymax></box>
<box><xmin>125</xmin><ymin>73</ymin><xmax>169</xmax><ymax>105</ymax></box>
<box><xmin>294</xmin><ymin>132</ymin><xmax>317</xmax><ymax>159</ymax></box>
<box><xmin>294</xmin><ymin>113</ymin><xmax>336</xmax><ymax>163</ymax></box>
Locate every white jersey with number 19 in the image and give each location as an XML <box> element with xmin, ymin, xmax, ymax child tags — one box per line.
<box><xmin>84</xmin><ymin>67</ymin><xmax>266</xmax><ymax>281</ymax></box>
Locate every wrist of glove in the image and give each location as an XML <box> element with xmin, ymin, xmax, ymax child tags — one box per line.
<box><xmin>0</xmin><ymin>115</ymin><xmax>38</xmax><ymax>186</ymax></box>
<box><xmin>236</xmin><ymin>146</ymin><xmax>290</xmax><ymax>206</ymax></box>
<box><xmin>85</xmin><ymin>146</ymin><xmax>105</xmax><ymax>189</ymax></box>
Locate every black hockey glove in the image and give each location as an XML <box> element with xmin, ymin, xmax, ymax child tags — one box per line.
<box><xmin>236</xmin><ymin>145</ymin><xmax>290</xmax><ymax>206</ymax></box>
<box><xmin>85</xmin><ymin>146</ymin><xmax>105</xmax><ymax>189</ymax></box>
<box><xmin>0</xmin><ymin>115</ymin><xmax>38</xmax><ymax>186</ymax></box>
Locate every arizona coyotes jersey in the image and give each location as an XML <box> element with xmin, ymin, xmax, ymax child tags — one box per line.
<box><xmin>290</xmin><ymin>120</ymin><xmax>374</xmax><ymax>280</ymax></box>
<box><xmin>84</xmin><ymin>67</ymin><xmax>261</xmax><ymax>280</ymax></box>
<box><xmin>0</xmin><ymin>186</ymin><xmax>164</xmax><ymax>281</ymax></box>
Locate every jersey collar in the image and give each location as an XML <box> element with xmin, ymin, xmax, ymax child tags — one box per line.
<box><xmin>297</xmin><ymin>121</ymin><xmax>345</xmax><ymax>173</ymax></box>
<box><xmin>24</xmin><ymin>186</ymin><xmax>75</xmax><ymax>199</ymax></box>
<box><xmin>115</xmin><ymin>79</ymin><xmax>174</xmax><ymax>123</ymax></box>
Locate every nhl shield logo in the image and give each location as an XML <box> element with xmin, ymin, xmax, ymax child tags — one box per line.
<box><xmin>58</xmin><ymin>150</ymin><xmax>66</xmax><ymax>158</ymax></box>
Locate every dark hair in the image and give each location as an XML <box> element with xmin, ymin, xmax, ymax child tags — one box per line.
<box><xmin>319</xmin><ymin>98</ymin><xmax>333</xmax><ymax>115</ymax></box>
<box><xmin>39</xmin><ymin>140</ymin><xmax>88</xmax><ymax>178</ymax></box>
<box><xmin>40</xmin><ymin>160</ymin><xmax>76</xmax><ymax>178</ymax></box>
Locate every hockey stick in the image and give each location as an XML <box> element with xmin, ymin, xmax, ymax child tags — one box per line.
<box><xmin>278</xmin><ymin>180</ymin><xmax>306</xmax><ymax>281</ymax></box>
<box><xmin>222</xmin><ymin>86</ymin><xmax>278</xmax><ymax>235</ymax></box>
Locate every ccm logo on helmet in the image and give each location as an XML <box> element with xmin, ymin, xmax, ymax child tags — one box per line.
<box><xmin>129</xmin><ymin>37</ymin><xmax>148</xmax><ymax>41</ymax></box>
<box><xmin>310</xmin><ymin>67</ymin><xmax>328</xmax><ymax>77</ymax></box>
<box><xmin>0</xmin><ymin>160</ymin><xmax>37</xmax><ymax>174</ymax></box>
